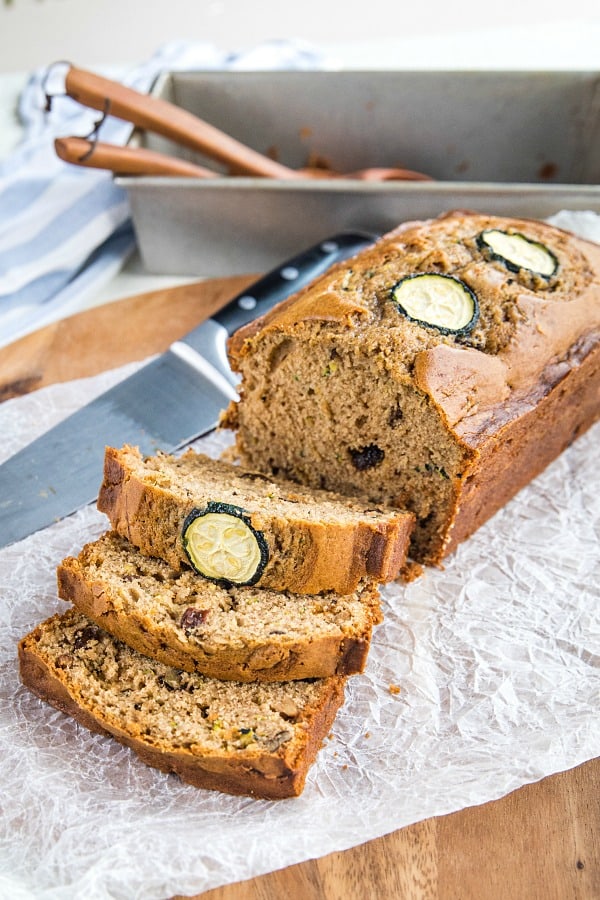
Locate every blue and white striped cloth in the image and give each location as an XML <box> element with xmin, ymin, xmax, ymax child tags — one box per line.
<box><xmin>0</xmin><ymin>39</ymin><xmax>325</xmax><ymax>349</ymax></box>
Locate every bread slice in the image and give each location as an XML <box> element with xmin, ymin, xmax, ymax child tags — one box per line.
<box><xmin>18</xmin><ymin>609</ymin><xmax>346</xmax><ymax>799</ymax></box>
<box><xmin>57</xmin><ymin>531</ymin><xmax>382</xmax><ymax>682</ymax></box>
<box><xmin>97</xmin><ymin>445</ymin><xmax>414</xmax><ymax>594</ymax></box>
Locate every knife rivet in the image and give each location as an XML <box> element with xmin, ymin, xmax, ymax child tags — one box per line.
<box><xmin>320</xmin><ymin>240</ymin><xmax>339</xmax><ymax>253</ymax></box>
<box><xmin>238</xmin><ymin>295</ymin><xmax>257</xmax><ymax>310</ymax></box>
<box><xmin>280</xmin><ymin>266</ymin><xmax>300</xmax><ymax>280</ymax></box>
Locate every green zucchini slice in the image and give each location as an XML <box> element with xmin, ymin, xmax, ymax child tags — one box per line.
<box><xmin>182</xmin><ymin>502</ymin><xmax>269</xmax><ymax>585</ymax></box>
<box><xmin>391</xmin><ymin>273</ymin><xmax>479</xmax><ymax>335</ymax></box>
<box><xmin>477</xmin><ymin>229</ymin><xmax>558</xmax><ymax>277</ymax></box>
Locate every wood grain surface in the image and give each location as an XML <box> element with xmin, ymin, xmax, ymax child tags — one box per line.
<box><xmin>3</xmin><ymin>279</ymin><xmax>598</xmax><ymax>900</ymax></box>
<box><xmin>0</xmin><ymin>274</ymin><xmax>256</xmax><ymax>401</ymax></box>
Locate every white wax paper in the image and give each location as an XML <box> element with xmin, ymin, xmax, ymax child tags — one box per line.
<box><xmin>1</xmin><ymin>213</ymin><xmax>600</xmax><ymax>900</ymax></box>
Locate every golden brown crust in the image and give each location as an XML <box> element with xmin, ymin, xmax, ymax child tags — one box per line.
<box><xmin>18</xmin><ymin>616</ymin><xmax>347</xmax><ymax>800</ymax></box>
<box><xmin>97</xmin><ymin>445</ymin><xmax>414</xmax><ymax>594</ymax></box>
<box><xmin>230</xmin><ymin>213</ymin><xmax>600</xmax><ymax>399</ymax></box>
<box><xmin>227</xmin><ymin>281</ymin><xmax>372</xmax><ymax>362</ymax></box>
<box><xmin>438</xmin><ymin>336</ymin><xmax>600</xmax><ymax>560</ymax></box>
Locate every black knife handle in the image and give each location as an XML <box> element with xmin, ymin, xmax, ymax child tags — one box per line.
<box><xmin>212</xmin><ymin>231</ymin><xmax>376</xmax><ymax>336</ymax></box>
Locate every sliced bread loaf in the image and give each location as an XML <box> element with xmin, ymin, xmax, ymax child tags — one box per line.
<box><xmin>97</xmin><ymin>445</ymin><xmax>414</xmax><ymax>594</ymax></box>
<box><xmin>57</xmin><ymin>531</ymin><xmax>382</xmax><ymax>682</ymax></box>
<box><xmin>18</xmin><ymin>609</ymin><xmax>346</xmax><ymax>799</ymax></box>
<box><xmin>224</xmin><ymin>212</ymin><xmax>600</xmax><ymax>564</ymax></box>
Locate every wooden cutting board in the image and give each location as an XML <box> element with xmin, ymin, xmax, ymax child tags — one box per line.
<box><xmin>0</xmin><ymin>274</ymin><xmax>255</xmax><ymax>401</ymax></box>
<box><xmin>2</xmin><ymin>279</ymin><xmax>598</xmax><ymax>900</ymax></box>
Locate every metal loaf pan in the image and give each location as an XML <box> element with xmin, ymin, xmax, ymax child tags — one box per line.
<box><xmin>117</xmin><ymin>70</ymin><xmax>600</xmax><ymax>275</ymax></box>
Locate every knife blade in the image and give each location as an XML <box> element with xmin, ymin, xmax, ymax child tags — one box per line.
<box><xmin>0</xmin><ymin>232</ymin><xmax>376</xmax><ymax>549</ymax></box>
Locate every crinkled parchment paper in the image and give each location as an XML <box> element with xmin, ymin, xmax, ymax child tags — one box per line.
<box><xmin>1</xmin><ymin>213</ymin><xmax>600</xmax><ymax>900</ymax></box>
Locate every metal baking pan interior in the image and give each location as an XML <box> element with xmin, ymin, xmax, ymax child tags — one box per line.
<box><xmin>116</xmin><ymin>69</ymin><xmax>600</xmax><ymax>275</ymax></box>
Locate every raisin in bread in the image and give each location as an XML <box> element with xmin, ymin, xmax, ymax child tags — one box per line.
<box><xmin>57</xmin><ymin>531</ymin><xmax>382</xmax><ymax>682</ymax></box>
<box><xmin>224</xmin><ymin>211</ymin><xmax>600</xmax><ymax>564</ymax></box>
<box><xmin>18</xmin><ymin>610</ymin><xmax>346</xmax><ymax>799</ymax></box>
<box><xmin>97</xmin><ymin>444</ymin><xmax>413</xmax><ymax>593</ymax></box>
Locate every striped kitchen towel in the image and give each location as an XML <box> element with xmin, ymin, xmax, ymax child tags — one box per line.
<box><xmin>0</xmin><ymin>39</ymin><xmax>326</xmax><ymax>350</ymax></box>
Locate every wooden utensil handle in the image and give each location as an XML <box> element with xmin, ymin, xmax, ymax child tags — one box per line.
<box><xmin>54</xmin><ymin>136</ymin><xmax>217</xmax><ymax>178</ymax></box>
<box><xmin>64</xmin><ymin>65</ymin><xmax>299</xmax><ymax>179</ymax></box>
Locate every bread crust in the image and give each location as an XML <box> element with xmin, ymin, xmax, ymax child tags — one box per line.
<box><xmin>440</xmin><ymin>334</ymin><xmax>600</xmax><ymax>558</ymax></box>
<box><xmin>98</xmin><ymin>445</ymin><xmax>413</xmax><ymax>593</ymax></box>
<box><xmin>18</xmin><ymin>615</ymin><xmax>347</xmax><ymax>799</ymax></box>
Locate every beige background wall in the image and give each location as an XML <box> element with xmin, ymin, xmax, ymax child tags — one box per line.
<box><xmin>0</xmin><ymin>0</ymin><xmax>599</xmax><ymax>73</ymax></box>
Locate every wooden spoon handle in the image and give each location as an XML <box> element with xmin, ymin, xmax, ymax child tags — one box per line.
<box><xmin>299</xmin><ymin>166</ymin><xmax>434</xmax><ymax>181</ymax></box>
<box><xmin>54</xmin><ymin>136</ymin><xmax>218</xmax><ymax>178</ymax></box>
<box><xmin>348</xmin><ymin>166</ymin><xmax>433</xmax><ymax>182</ymax></box>
<box><xmin>64</xmin><ymin>65</ymin><xmax>299</xmax><ymax>178</ymax></box>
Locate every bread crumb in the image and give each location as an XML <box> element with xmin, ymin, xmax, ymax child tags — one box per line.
<box><xmin>398</xmin><ymin>560</ymin><xmax>424</xmax><ymax>583</ymax></box>
<box><xmin>388</xmin><ymin>683</ymin><xmax>401</xmax><ymax>695</ymax></box>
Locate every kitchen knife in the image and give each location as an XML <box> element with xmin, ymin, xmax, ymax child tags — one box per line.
<box><xmin>0</xmin><ymin>232</ymin><xmax>376</xmax><ymax>549</ymax></box>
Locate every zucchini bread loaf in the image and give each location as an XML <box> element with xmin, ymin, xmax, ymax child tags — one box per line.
<box><xmin>19</xmin><ymin>610</ymin><xmax>346</xmax><ymax>799</ymax></box>
<box><xmin>57</xmin><ymin>531</ymin><xmax>382</xmax><ymax>682</ymax></box>
<box><xmin>224</xmin><ymin>212</ymin><xmax>600</xmax><ymax>564</ymax></box>
<box><xmin>98</xmin><ymin>444</ymin><xmax>413</xmax><ymax>593</ymax></box>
